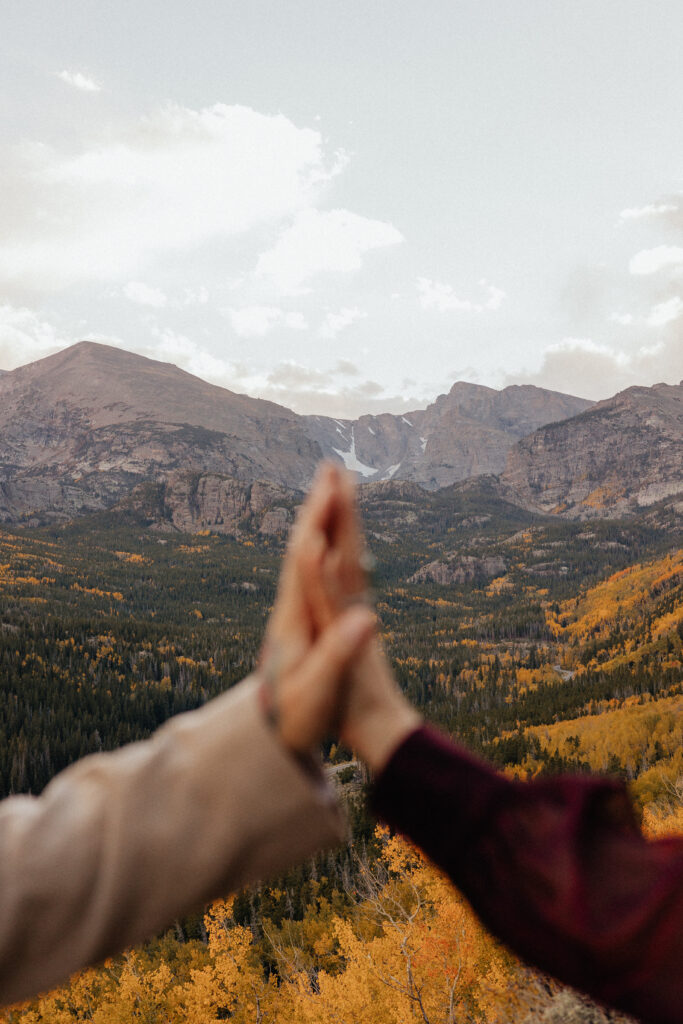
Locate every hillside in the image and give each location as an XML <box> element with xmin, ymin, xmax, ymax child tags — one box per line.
<box><xmin>0</xmin><ymin>342</ymin><xmax>323</xmax><ymax>524</ymax></box>
<box><xmin>547</xmin><ymin>549</ymin><xmax>683</xmax><ymax>661</ymax></box>
<box><xmin>324</xmin><ymin>380</ymin><xmax>592</xmax><ymax>488</ymax></box>
<box><xmin>522</xmin><ymin>696</ymin><xmax>683</xmax><ymax>808</ymax></box>
<box><xmin>0</xmin><ymin>341</ymin><xmax>591</xmax><ymax>524</ymax></box>
<box><xmin>502</xmin><ymin>381</ymin><xmax>683</xmax><ymax>518</ymax></box>
<box><xmin>0</xmin><ymin>342</ymin><xmax>680</xmax><ymax>531</ymax></box>
<box><xmin>1</xmin><ymin>486</ymin><xmax>680</xmax><ymax>1023</ymax></box>
<box><xmin>1</xmin><ymin>483</ymin><xmax>679</xmax><ymax>797</ymax></box>
<box><xmin>482</xmin><ymin>551</ymin><xmax>683</xmax><ymax>807</ymax></box>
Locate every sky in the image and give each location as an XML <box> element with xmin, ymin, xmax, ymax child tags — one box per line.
<box><xmin>1</xmin><ymin>0</ymin><xmax>682</xmax><ymax>416</ymax></box>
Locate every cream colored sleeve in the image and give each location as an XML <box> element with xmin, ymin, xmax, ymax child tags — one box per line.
<box><xmin>0</xmin><ymin>675</ymin><xmax>347</xmax><ymax>1005</ymax></box>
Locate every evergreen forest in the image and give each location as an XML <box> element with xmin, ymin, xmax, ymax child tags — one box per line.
<box><xmin>1</xmin><ymin>486</ymin><xmax>681</xmax><ymax>1023</ymax></box>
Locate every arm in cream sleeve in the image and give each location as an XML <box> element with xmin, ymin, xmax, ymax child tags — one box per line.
<box><xmin>0</xmin><ymin>675</ymin><xmax>346</xmax><ymax>1005</ymax></box>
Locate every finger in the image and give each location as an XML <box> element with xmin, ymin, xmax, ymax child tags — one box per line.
<box><xmin>275</xmin><ymin>463</ymin><xmax>337</xmax><ymax>606</ymax></box>
<box><xmin>277</xmin><ymin>606</ymin><xmax>376</xmax><ymax>754</ymax></box>
<box><xmin>326</xmin><ymin>469</ymin><xmax>367</xmax><ymax>599</ymax></box>
<box><xmin>278</xmin><ymin>463</ymin><xmax>347</xmax><ymax>631</ymax></box>
<box><xmin>304</xmin><ymin>606</ymin><xmax>376</xmax><ymax>689</ymax></box>
<box><xmin>268</xmin><ymin>463</ymin><xmax>358</xmax><ymax>657</ymax></box>
<box><xmin>296</xmin><ymin>528</ymin><xmax>336</xmax><ymax>635</ymax></box>
<box><xmin>321</xmin><ymin>548</ymin><xmax>347</xmax><ymax>613</ymax></box>
<box><xmin>290</xmin><ymin>462</ymin><xmax>339</xmax><ymax>551</ymax></box>
<box><xmin>268</xmin><ymin>528</ymin><xmax>325</xmax><ymax>639</ymax></box>
<box><xmin>263</xmin><ymin>465</ymin><xmax>346</xmax><ymax>672</ymax></box>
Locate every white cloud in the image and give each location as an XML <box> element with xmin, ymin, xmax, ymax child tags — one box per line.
<box><xmin>179</xmin><ymin>286</ymin><xmax>210</xmax><ymax>306</ymax></box>
<box><xmin>256</xmin><ymin>360</ymin><xmax>414</xmax><ymax>416</ymax></box>
<box><xmin>123</xmin><ymin>281</ymin><xmax>168</xmax><ymax>308</ymax></box>
<box><xmin>226</xmin><ymin>307</ymin><xmax>281</xmax><ymax>338</ymax></box>
<box><xmin>320</xmin><ymin>306</ymin><xmax>367</xmax><ymax>337</ymax></box>
<box><xmin>507</xmin><ymin>333</ymin><xmax>683</xmax><ymax>400</ymax></box>
<box><xmin>57</xmin><ymin>70</ymin><xmax>101</xmax><ymax>93</ymax></box>
<box><xmin>629</xmin><ymin>246</ymin><xmax>683</xmax><ymax>275</ymax></box>
<box><xmin>417</xmin><ymin>278</ymin><xmax>473</xmax><ymax>312</ymax></box>
<box><xmin>609</xmin><ymin>297</ymin><xmax>683</xmax><ymax>329</ymax></box>
<box><xmin>226</xmin><ymin>305</ymin><xmax>309</xmax><ymax>338</ymax></box>
<box><xmin>0</xmin><ymin>104</ymin><xmax>346</xmax><ymax>294</ymax></box>
<box><xmin>483</xmin><ymin>280</ymin><xmax>507</xmax><ymax>310</ymax></box>
<box><xmin>147</xmin><ymin>327</ymin><xmax>245</xmax><ymax>386</ymax></box>
<box><xmin>284</xmin><ymin>311</ymin><xmax>308</xmax><ymax>331</ymax></box>
<box><xmin>254</xmin><ymin>208</ymin><xmax>403</xmax><ymax>295</ymax></box>
<box><xmin>619</xmin><ymin>203</ymin><xmax>678</xmax><ymax>221</ymax></box>
<box><xmin>140</xmin><ymin>335</ymin><xmax>418</xmax><ymax>416</ymax></box>
<box><xmin>646</xmin><ymin>296</ymin><xmax>683</xmax><ymax>327</ymax></box>
<box><xmin>609</xmin><ymin>312</ymin><xmax>634</xmax><ymax>326</ymax></box>
<box><xmin>417</xmin><ymin>277</ymin><xmax>506</xmax><ymax>313</ymax></box>
<box><xmin>335</xmin><ymin>359</ymin><xmax>360</xmax><ymax>376</ymax></box>
<box><xmin>0</xmin><ymin>306</ymin><xmax>68</xmax><ymax>370</ymax></box>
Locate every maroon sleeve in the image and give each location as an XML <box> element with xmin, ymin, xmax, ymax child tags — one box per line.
<box><xmin>371</xmin><ymin>724</ymin><xmax>683</xmax><ymax>1024</ymax></box>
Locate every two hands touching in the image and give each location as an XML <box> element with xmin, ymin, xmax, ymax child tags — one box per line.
<box><xmin>1</xmin><ymin>463</ymin><xmax>677</xmax><ymax>1022</ymax></box>
<box><xmin>260</xmin><ymin>462</ymin><xmax>421</xmax><ymax>774</ymax></box>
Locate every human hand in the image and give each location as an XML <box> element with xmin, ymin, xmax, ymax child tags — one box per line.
<box><xmin>306</xmin><ymin>467</ymin><xmax>422</xmax><ymax>772</ymax></box>
<box><xmin>259</xmin><ymin>463</ymin><xmax>376</xmax><ymax>757</ymax></box>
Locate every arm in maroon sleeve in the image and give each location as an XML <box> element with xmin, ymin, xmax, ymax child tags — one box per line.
<box><xmin>371</xmin><ymin>724</ymin><xmax>683</xmax><ymax>1024</ymax></box>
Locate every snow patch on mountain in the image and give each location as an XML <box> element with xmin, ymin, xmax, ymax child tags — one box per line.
<box><xmin>332</xmin><ymin>427</ymin><xmax>376</xmax><ymax>478</ymax></box>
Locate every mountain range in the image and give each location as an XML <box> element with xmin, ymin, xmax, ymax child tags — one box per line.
<box><xmin>0</xmin><ymin>341</ymin><xmax>680</xmax><ymax>530</ymax></box>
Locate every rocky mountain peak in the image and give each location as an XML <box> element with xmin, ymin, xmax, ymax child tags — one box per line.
<box><xmin>3</xmin><ymin>340</ymin><xmax>673</xmax><ymax>529</ymax></box>
<box><xmin>353</xmin><ymin>380</ymin><xmax>594</xmax><ymax>490</ymax></box>
<box><xmin>0</xmin><ymin>339</ymin><xmax>301</xmax><ymax>433</ymax></box>
<box><xmin>501</xmin><ymin>380</ymin><xmax>683</xmax><ymax>518</ymax></box>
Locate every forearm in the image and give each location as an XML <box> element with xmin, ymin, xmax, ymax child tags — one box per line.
<box><xmin>372</xmin><ymin>725</ymin><xmax>683</xmax><ymax>1024</ymax></box>
<box><xmin>343</xmin><ymin>644</ymin><xmax>422</xmax><ymax>771</ymax></box>
<box><xmin>0</xmin><ymin>676</ymin><xmax>346</xmax><ymax>1005</ymax></box>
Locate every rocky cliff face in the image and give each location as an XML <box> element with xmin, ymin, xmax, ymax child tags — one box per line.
<box><xmin>7</xmin><ymin>342</ymin><xmax>678</xmax><ymax>530</ymax></box>
<box><xmin>409</xmin><ymin>554</ymin><xmax>507</xmax><ymax>585</ymax></box>
<box><xmin>410</xmin><ymin>383</ymin><xmax>592</xmax><ymax>489</ymax></box>
<box><xmin>118</xmin><ymin>473</ymin><xmax>300</xmax><ymax>537</ymax></box>
<box><xmin>501</xmin><ymin>382</ymin><xmax>683</xmax><ymax>518</ymax></box>
<box><xmin>0</xmin><ymin>342</ymin><xmax>322</xmax><ymax>524</ymax></box>
<box><xmin>307</xmin><ymin>382</ymin><xmax>592</xmax><ymax>489</ymax></box>
<box><xmin>0</xmin><ymin>342</ymin><xmax>593</xmax><ymax>525</ymax></box>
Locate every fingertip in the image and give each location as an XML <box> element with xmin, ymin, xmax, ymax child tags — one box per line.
<box><xmin>314</xmin><ymin>460</ymin><xmax>339</xmax><ymax>487</ymax></box>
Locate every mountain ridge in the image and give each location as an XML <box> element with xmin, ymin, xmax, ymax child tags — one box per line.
<box><xmin>0</xmin><ymin>341</ymin><xmax>680</xmax><ymax>528</ymax></box>
<box><xmin>501</xmin><ymin>380</ymin><xmax>683</xmax><ymax>519</ymax></box>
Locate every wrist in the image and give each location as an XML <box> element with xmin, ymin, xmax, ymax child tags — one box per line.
<box><xmin>345</xmin><ymin>696</ymin><xmax>421</xmax><ymax>774</ymax></box>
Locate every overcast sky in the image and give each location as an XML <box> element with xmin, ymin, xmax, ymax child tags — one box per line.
<box><xmin>1</xmin><ymin>0</ymin><xmax>682</xmax><ymax>415</ymax></box>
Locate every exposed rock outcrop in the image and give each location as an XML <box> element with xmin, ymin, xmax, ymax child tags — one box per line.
<box><xmin>258</xmin><ymin>507</ymin><xmax>291</xmax><ymax>536</ymax></box>
<box><xmin>0</xmin><ymin>342</ymin><xmax>322</xmax><ymax>525</ymax></box>
<box><xmin>409</xmin><ymin>554</ymin><xmax>506</xmax><ymax>585</ymax></box>
<box><xmin>308</xmin><ymin>382</ymin><xmax>593</xmax><ymax>489</ymax></box>
<box><xmin>117</xmin><ymin>472</ymin><xmax>300</xmax><ymax>537</ymax></box>
<box><xmin>2</xmin><ymin>341</ymin><xmax>676</xmax><ymax>529</ymax></box>
<box><xmin>501</xmin><ymin>382</ymin><xmax>683</xmax><ymax>518</ymax></box>
<box><xmin>0</xmin><ymin>343</ymin><xmax>592</xmax><ymax>525</ymax></box>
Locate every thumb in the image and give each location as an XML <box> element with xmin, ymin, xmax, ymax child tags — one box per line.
<box><xmin>304</xmin><ymin>605</ymin><xmax>376</xmax><ymax>688</ymax></box>
<box><xmin>277</xmin><ymin>606</ymin><xmax>376</xmax><ymax>755</ymax></box>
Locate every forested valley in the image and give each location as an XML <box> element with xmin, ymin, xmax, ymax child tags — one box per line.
<box><xmin>1</xmin><ymin>485</ymin><xmax>681</xmax><ymax>1023</ymax></box>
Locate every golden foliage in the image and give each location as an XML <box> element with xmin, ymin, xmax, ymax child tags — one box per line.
<box><xmin>547</xmin><ymin>550</ymin><xmax>683</xmax><ymax>648</ymax></box>
<box><xmin>3</xmin><ymin>832</ymin><xmax>552</xmax><ymax>1024</ymax></box>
